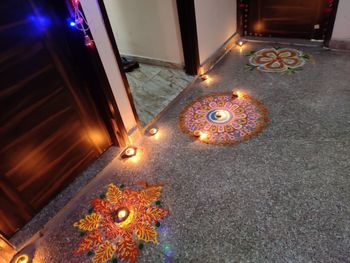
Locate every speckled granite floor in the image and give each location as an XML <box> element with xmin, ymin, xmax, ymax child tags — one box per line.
<box><xmin>12</xmin><ymin>43</ymin><xmax>350</xmax><ymax>263</ymax></box>
<box><xmin>126</xmin><ymin>64</ymin><xmax>194</xmax><ymax>126</ymax></box>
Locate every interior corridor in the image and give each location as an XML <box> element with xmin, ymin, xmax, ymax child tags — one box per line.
<box><xmin>11</xmin><ymin>42</ymin><xmax>350</xmax><ymax>262</ymax></box>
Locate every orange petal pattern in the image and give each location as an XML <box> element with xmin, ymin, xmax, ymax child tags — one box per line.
<box><xmin>73</xmin><ymin>183</ymin><xmax>169</xmax><ymax>263</ymax></box>
<box><xmin>73</xmin><ymin>213</ymin><xmax>101</xmax><ymax>231</ymax></box>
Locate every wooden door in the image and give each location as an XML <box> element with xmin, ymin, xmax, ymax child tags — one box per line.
<box><xmin>0</xmin><ymin>0</ymin><xmax>114</xmax><ymax>238</ymax></box>
<box><xmin>239</xmin><ymin>0</ymin><xmax>336</xmax><ymax>40</ymax></box>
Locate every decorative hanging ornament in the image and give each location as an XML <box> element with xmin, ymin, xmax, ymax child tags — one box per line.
<box><xmin>70</xmin><ymin>0</ymin><xmax>94</xmax><ymax>48</ymax></box>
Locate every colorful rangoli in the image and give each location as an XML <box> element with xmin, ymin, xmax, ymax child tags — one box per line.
<box><xmin>73</xmin><ymin>183</ymin><xmax>169</xmax><ymax>263</ymax></box>
<box><xmin>179</xmin><ymin>93</ymin><xmax>268</xmax><ymax>145</ymax></box>
<box><xmin>246</xmin><ymin>47</ymin><xmax>309</xmax><ymax>73</ymax></box>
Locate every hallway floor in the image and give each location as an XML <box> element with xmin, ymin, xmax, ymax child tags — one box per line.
<box><xmin>13</xmin><ymin>43</ymin><xmax>350</xmax><ymax>262</ymax></box>
<box><xmin>126</xmin><ymin>63</ymin><xmax>194</xmax><ymax>126</ymax></box>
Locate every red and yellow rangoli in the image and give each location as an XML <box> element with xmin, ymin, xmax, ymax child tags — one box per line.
<box><xmin>73</xmin><ymin>183</ymin><xmax>169</xmax><ymax>263</ymax></box>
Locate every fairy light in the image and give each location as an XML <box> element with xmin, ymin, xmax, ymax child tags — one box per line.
<box><xmin>69</xmin><ymin>0</ymin><xmax>94</xmax><ymax>47</ymax></box>
<box><xmin>237</xmin><ymin>40</ymin><xmax>244</xmax><ymax>47</ymax></box>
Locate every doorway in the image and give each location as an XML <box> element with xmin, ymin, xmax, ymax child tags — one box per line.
<box><xmin>0</xmin><ymin>0</ymin><xmax>123</xmax><ymax>238</ymax></box>
<box><xmin>99</xmin><ymin>0</ymin><xmax>195</xmax><ymax>126</ymax></box>
<box><xmin>238</xmin><ymin>0</ymin><xmax>339</xmax><ymax>43</ymax></box>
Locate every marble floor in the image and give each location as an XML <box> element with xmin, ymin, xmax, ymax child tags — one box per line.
<box><xmin>11</xmin><ymin>43</ymin><xmax>350</xmax><ymax>263</ymax></box>
<box><xmin>126</xmin><ymin>63</ymin><xmax>194</xmax><ymax>126</ymax></box>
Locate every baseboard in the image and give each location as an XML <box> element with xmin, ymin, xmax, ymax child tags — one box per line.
<box><xmin>121</xmin><ymin>54</ymin><xmax>184</xmax><ymax>69</ymax></box>
<box><xmin>329</xmin><ymin>39</ymin><xmax>350</xmax><ymax>50</ymax></box>
<box><xmin>199</xmin><ymin>33</ymin><xmax>240</xmax><ymax>75</ymax></box>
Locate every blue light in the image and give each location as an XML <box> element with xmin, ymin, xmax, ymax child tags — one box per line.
<box><xmin>69</xmin><ymin>21</ymin><xmax>76</xmax><ymax>27</ymax></box>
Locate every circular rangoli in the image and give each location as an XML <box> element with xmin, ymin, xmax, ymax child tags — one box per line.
<box><xmin>247</xmin><ymin>47</ymin><xmax>309</xmax><ymax>73</ymax></box>
<box><xmin>179</xmin><ymin>93</ymin><xmax>268</xmax><ymax>145</ymax></box>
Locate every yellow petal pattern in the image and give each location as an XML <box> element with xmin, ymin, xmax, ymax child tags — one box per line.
<box><xmin>106</xmin><ymin>183</ymin><xmax>122</xmax><ymax>203</ymax></box>
<box><xmin>73</xmin><ymin>213</ymin><xmax>101</xmax><ymax>231</ymax></box>
<box><xmin>135</xmin><ymin>223</ymin><xmax>158</xmax><ymax>244</ymax></box>
<box><xmin>140</xmin><ymin>185</ymin><xmax>162</xmax><ymax>205</ymax></box>
<box><xmin>92</xmin><ymin>241</ymin><xmax>116</xmax><ymax>263</ymax></box>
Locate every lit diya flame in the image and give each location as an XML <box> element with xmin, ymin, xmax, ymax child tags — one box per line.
<box><xmin>232</xmin><ymin>90</ymin><xmax>244</xmax><ymax>99</ymax></box>
<box><xmin>121</xmin><ymin>146</ymin><xmax>137</xmax><ymax>158</ymax></box>
<box><xmin>201</xmin><ymin>74</ymin><xmax>209</xmax><ymax>81</ymax></box>
<box><xmin>115</xmin><ymin>207</ymin><xmax>130</xmax><ymax>223</ymax></box>
<box><xmin>15</xmin><ymin>255</ymin><xmax>29</xmax><ymax>263</ymax></box>
<box><xmin>193</xmin><ymin>130</ymin><xmax>208</xmax><ymax>141</ymax></box>
<box><xmin>215</xmin><ymin>110</ymin><xmax>224</xmax><ymax>119</ymax></box>
<box><xmin>149</xmin><ymin>128</ymin><xmax>158</xmax><ymax>136</ymax></box>
<box><xmin>125</xmin><ymin>147</ymin><xmax>136</xmax><ymax>157</ymax></box>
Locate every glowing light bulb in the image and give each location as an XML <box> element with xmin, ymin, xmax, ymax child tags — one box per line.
<box><xmin>84</xmin><ymin>35</ymin><xmax>94</xmax><ymax>48</ymax></box>
<box><xmin>238</xmin><ymin>41</ymin><xmax>244</xmax><ymax>47</ymax></box>
<box><xmin>69</xmin><ymin>20</ymin><xmax>76</xmax><ymax>27</ymax></box>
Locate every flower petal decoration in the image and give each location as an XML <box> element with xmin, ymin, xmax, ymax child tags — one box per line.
<box><xmin>75</xmin><ymin>230</ymin><xmax>103</xmax><ymax>254</ymax></box>
<box><xmin>135</xmin><ymin>224</ymin><xmax>158</xmax><ymax>244</ymax></box>
<box><xmin>74</xmin><ymin>213</ymin><xmax>101</xmax><ymax>231</ymax></box>
<box><xmin>106</xmin><ymin>183</ymin><xmax>122</xmax><ymax>203</ymax></box>
<box><xmin>92</xmin><ymin>241</ymin><xmax>116</xmax><ymax>263</ymax></box>
<box><xmin>73</xmin><ymin>183</ymin><xmax>169</xmax><ymax>263</ymax></box>
<box><xmin>247</xmin><ymin>47</ymin><xmax>308</xmax><ymax>73</ymax></box>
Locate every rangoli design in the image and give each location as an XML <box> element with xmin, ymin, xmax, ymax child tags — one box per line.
<box><xmin>73</xmin><ymin>183</ymin><xmax>169</xmax><ymax>263</ymax></box>
<box><xmin>246</xmin><ymin>47</ymin><xmax>309</xmax><ymax>73</ymax></box>
<box><xmin>179</xmin><ymin>93</ymin><xmax>268</xmax><ymax>145</ymax></box>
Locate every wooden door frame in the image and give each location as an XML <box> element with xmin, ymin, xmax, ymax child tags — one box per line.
<box><xmin>44</xmin><ymin>0</ymin><xmax>129</xmax><ymax>147</ymax></box>
<box><xmin>176</xmin><ymin>0</ymin><xmax>200</xmax><ymax>75</ymax></box>
<box><xmin>96</xmin><ymin>0</ymin><xmax>200</xmax><ymax>127</ymax></box>
<box><xmin>236</xmin><ymin>0</ymin><xmax>339</xmax><ymax>47</ymax></box>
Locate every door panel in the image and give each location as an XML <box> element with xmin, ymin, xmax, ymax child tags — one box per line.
<box><xmin>0</xmin><ymin>0</ymin><xmax>113</xmax><ymax>238</ymax></box>
<box><xmin>241</xmin><ymin>0</ymin><xmax>331</xmax><ymax>39</ymax></box>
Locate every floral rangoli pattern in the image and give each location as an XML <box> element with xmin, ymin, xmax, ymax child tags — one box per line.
<box><xmin>73</xmin><ymin>183</ymin><xmax>169</xmax><ymax>263</ymax></box>
<box><xmin>247</xmin><ymin>47</ymin><xmax>309</xmax><ymax>73</ymax></box>
<box><xmin>179</xmin><ymin>93</ymin><xmax>268</xmax><ymax>145</ymax></box>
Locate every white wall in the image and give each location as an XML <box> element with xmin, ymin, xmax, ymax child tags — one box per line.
<box><xmin>81</xmin><ymin>0</ymin><xmax>138</xmax><ymax>138</ymax></box>
<box><xmin>194</xmin><ymin>0</ymin><xmax>237</xmax><ymax>64</ymax></box>
<box><xmin>103</xmin><ymin>0</ymin><xmax>184</xmax><ymax>65</ymax></box>
<box><xmin>331</xmin><ymin>0</ymin><xmax>350</xmax><ymax>41</ymax></box>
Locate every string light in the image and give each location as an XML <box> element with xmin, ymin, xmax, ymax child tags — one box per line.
<box><xmin>69</xmin><ymin>0</ymin><xmax>94</xmax><ymax>48</ymax></box>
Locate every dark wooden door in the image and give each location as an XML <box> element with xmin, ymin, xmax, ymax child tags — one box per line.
<box><xmin>240</xmin><ymin>0</ymin><xmax>335</xmax><ymax>39</ymax></box>
<box><xmin>0</xmin><ymin>0</ymin><xmax>113</xmax><ymax>238</ymax></box>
